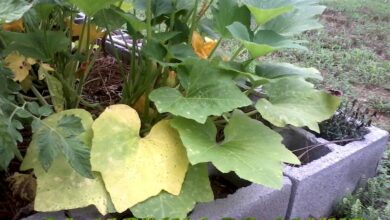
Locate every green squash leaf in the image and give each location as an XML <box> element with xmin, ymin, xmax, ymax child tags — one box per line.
<box><xmin>227</xmin><ymin>22</ymin><xmax>306</xmax><ymax>58</ymax></box>
<box><xmin>0</xmin><ymin>0</ymin><xmax>32</xmax><ymax>24</ymax></box>
<box><xmin>21</xmin><ymin>109</ymin><xmax>114</xmax><ymax>215</ymax></box>
<box><xmin>244</xmin><ymin>0</ymin><xmax>326</xmax><ymax>36</ymax></box>
<box><xmin>212</xmin><ymin>0</ymin><xmax>251</xmax><ymax>38</ymax></box>
<box><xmin>45</xmin><ymin>74</ymin><xmax>65</xmax><ymax>113</ymax></box>
<box><xmin>255</xmin><ymin>77</ymin><xmax>340</xmax><ymax>132</ymax></box>
<box><xmin>91</xmin><ymin>105</ymin><xmax>189</xmax><ymax>213</ymax></box>
<box><xmin>93</xmin><ymin>7</ymin><xmax>146</xmax><ymax>32</ymax></box>
<box><xmin>131</xmin><ymin>164</ymin><xmax>213</xmax><ymax>219</ymax></box>
<box><xmin>246</xmin><ymin>4</ymin><xmax>293</xmax><ymax>25</ymax></box>
<box><xmin>68</xmin><ymin>0</ymin><xmax>120</xmax><ymax>16</ymax></box>
<box><xmin>30</xmin><ymin>110</ymin><xmax>94</xmax><ymax>178</ymax></box>
<box><xmin>255</xmin><ymin>63</ymin><xmax>323</xmax><ymax>80</ymax></box>
<box><xmin>150</xmin><ymin>60</ymin><xmax>251</xmax><ymax>124</ymax></box>
<box><xmin>243</xmin><ymin>30</ymin><xmax>307</xmax><ymax>58</ymax></box>
<box><xmin>171</xmin><ymin>110</ymin><xmax>300</xmax><ymax>189</ymax></box>
<box><xmin>0</xmin><ymin>31</ymin><xmax>70</xmax><ymax>61</ymax></box>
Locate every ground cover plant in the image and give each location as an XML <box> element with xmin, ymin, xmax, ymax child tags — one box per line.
<box><xmin>0</xmin><ymin>0</ymin><xmax>342</xmax><ymax>218</ymax></box>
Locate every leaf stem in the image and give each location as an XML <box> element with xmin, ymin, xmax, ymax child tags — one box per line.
<box><xmin>31</xmin><ymin>85</ymin><xmax>49</xmax><ymax>106</ymax></box>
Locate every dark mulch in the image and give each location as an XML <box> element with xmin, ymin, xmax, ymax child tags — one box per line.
<box><xmin>82</xmin><ymin>54</ymin><xmax>125</xmax><ymax>116</ymax></box>
<box><xmin>0</xmin><ymin>129</ymin><xmax>34</xmax><ymax>220</ymax></box>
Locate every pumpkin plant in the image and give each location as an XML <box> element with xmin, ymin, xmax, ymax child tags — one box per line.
<box><xmin>0</xmin><ymin>0</ymin><xmax>341</xmax><ymax>218</ymax></box>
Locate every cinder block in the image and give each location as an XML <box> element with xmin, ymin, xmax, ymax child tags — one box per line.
<box><xmin>67</xmin><ymin>205</ymin><xmax>106</xmax><ymax>220</ymax></box>
<box><xmin>22</xmin><ymin>211</ymin><xmax>67</xmax><ymax>220</ymax></box>
<box><xmin>190</xmin><ymin>177</ymin><xmax>292</xmax><ymax>220</ymax></box>
<box><xmin>283</xmin><ymin>126</ymin><xmax>389</xmax><ymax>219</ymax></box>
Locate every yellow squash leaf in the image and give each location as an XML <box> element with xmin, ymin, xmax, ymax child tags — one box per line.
<box><xmin>66</xmin><ymin>20</ymin><xmax>105</xmax><ymax>45</ymax></box>
<box><xmin>38</xmin><ymin>63</ymin><xmax>55</xmax><ymax>80</ymax></box>
<box><xmin>191</xmin><ymin>31</ymin><xmax>217</xmax><ymax>59</ymax></box>
<box><xmin>2</xmin><ymin>19</ymin><xmax>24</xmax><ymax>32</ymax></box>
<box><xmin>91</xmin><ymin>104</ymin><xmax>189</xmax><ymax>212</ymax></box>
<box><xmin>4</xmin><ymin>52</ymin><xmax>36</xmax><ymax>82</ymax></box>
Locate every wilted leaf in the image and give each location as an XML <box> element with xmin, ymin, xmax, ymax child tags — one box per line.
<box><xmin>21</xmin><ymin>109</ymin><xmax>114</xmax><ymax>215</ymax></box>
<box><xmin>171</xmin><ymin>110</ymin><xmax>300</xmax><ymax>189</ymax></box>
<box><xmin>91</xmin><ymin>104</ymin><xmax>189</xmax><ymax>212</ymax></box>
<box><xmin>66</xmin><ymin>20</ymin><xmax>105</xmax><ymax>46</ymax></box>
<box><xmin>2</xmin><ymin>19</ymin><xmax>24</xmax><ymax>32</ymax></box>
<box><xmin>150</xmin><ymin>60</ymin><xmax>251</xmax><ymax>123</ymax></box>
<box><xmin>0</xmin><ymin>0</ymin><xmax>32</xmax><ymax>24</ymax></box>
<box><xmin>4</xmin><ymin>52</ymin><xmax>36</xmax><ymax>82</ymax></box>
<box><xmin>255</xmin><ymin>77</ymin><xmax>340</xmax><ymax>132</ymax></box>
<box><xmin>131</xmin><ymin>164</ymin><xmax>213</xmax><ymax>219</ymax></box>
<box><xmin>7</xmin><ymin>172</ymin><xmax>36</xmax><ymax>202</ymax></box>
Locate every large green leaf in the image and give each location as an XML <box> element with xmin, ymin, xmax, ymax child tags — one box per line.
<box><xmin>212</xmin><ymin>0</ymin><xmax>251</xmax><ymax>38</ymax></box>
<box><xmin>0</xmin><ymin>31</ymin><xmax>70</xmax><ymax>61</ymax></box>
<box><xmin>227</xmin><ymin>22</ymin><xmax>306</xmax><ymax>58</ymax></box>
<box><xmin>255</xmin><ymin>63</ymin><xmax>323</xmax><ymax>80</ymax></box>
<box><xmin>0</xmin><ymin>114</ymin><xmax>19</xmax><ymax>170</ymax></box>
<box><xmin>244</xmin><ymin>0</ymin><xmax>326</xmax><ymax>36</ymax></box>
<box><xmin>21</xmin><ymin>109</ymin><xmax>115</xmax><ymax>215</ymax></box>
<box><xmin>29</xmin><ymin>110</ymin><xmax>93</xmax><ymax>178</ymax></box>
<box><xmin>131</xmin><ymin>164</ymin><xmax>213</xmax><ymax>219</ymax></box>
<box><xmin>68</xmin><ymin>0</ymin><xmax>120</xmax><ymax>16</ymax></box>
<box><xmin>255</xmin><ymin>77</ymin><xmax>340</xmax><ymax>132</ymax></box>
<box><xmin>171</xmin><ymin>110</ymin><xmax>300</xmax><ymax>189</ymax></box>
<box><xmin>93</xmin><ymin>7</ymin><xmax>146</xmax><ymax>32</ymax></box>
<box><xmin>246</xmin><ymin>4</ymin><xmax>293</xmax><ymax>25</ymax></box>
<box><xmin>150</xmin><ymin>60</ymin><xmax>251</xmax><ymax>124</ymax></box>
<box><xmin>91</xmin><ymin>105</ymin><xmax>189</xmax><ymax>213</ymax></box>
<box><xmin>0</xmin><ymin>0</ymin><xmax>32</xmax><ymax>24</ymax></box>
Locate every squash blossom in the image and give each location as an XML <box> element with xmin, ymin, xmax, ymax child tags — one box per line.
<box><xmin>2</xmin><ymin>19</ymin><xmax>24</xmax><ymax>32</ymax></box>
<box><xmin>191</xmin><ymin>31</ymin><xmax>217</xmax><ymax>59</ymax></box>
<box><xmin>4</xmin><ymin>52</ymin><xmax>36</xmax><ymax>82</ymax></box>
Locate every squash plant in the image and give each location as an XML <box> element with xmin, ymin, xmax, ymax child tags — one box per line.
<box><xmin>0</xmin><ymin>0</ymin><xmax>341</xmax><ymax>218</ymax></box>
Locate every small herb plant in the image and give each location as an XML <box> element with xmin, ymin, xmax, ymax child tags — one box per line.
<box><xmin>319</xmin><ymin>100</ymin><xmax>375</xmax><ymax>144</ymax></box>
<box><xmin>1</xmin><ymin>0</ymin><xmax>341</xmax><ymax>218</ymax></box>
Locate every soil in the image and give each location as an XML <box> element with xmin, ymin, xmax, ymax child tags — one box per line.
<box><xmin>0</xmin><ymin>129</ymin><xmax>34</xmax><ymax>220</ymax></box>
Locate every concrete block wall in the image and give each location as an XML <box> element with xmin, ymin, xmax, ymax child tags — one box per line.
<box><xmin>23</xmin><ymin>127</ymin><xmax>389</xmax><ymax>220</ymax></box>
<box><xmin>190</xmin><ymin>177</ymin><xmax>292</xmax><ymax>220</ymax></box>
<box><xmin>283</xmin><ymin>126</ymin><xmax>389</xmax><ymax>219</ymax></box>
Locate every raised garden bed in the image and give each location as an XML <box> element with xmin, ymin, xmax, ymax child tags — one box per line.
<box><xmin>1</xmin><ymin>1</ymin><xmax>388</xmax><ymax>219</ymax></box>
<box><xmin>188</xmin><ymin>126</ymin><xmax>389</xmax><ymax>220</ymax></box>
